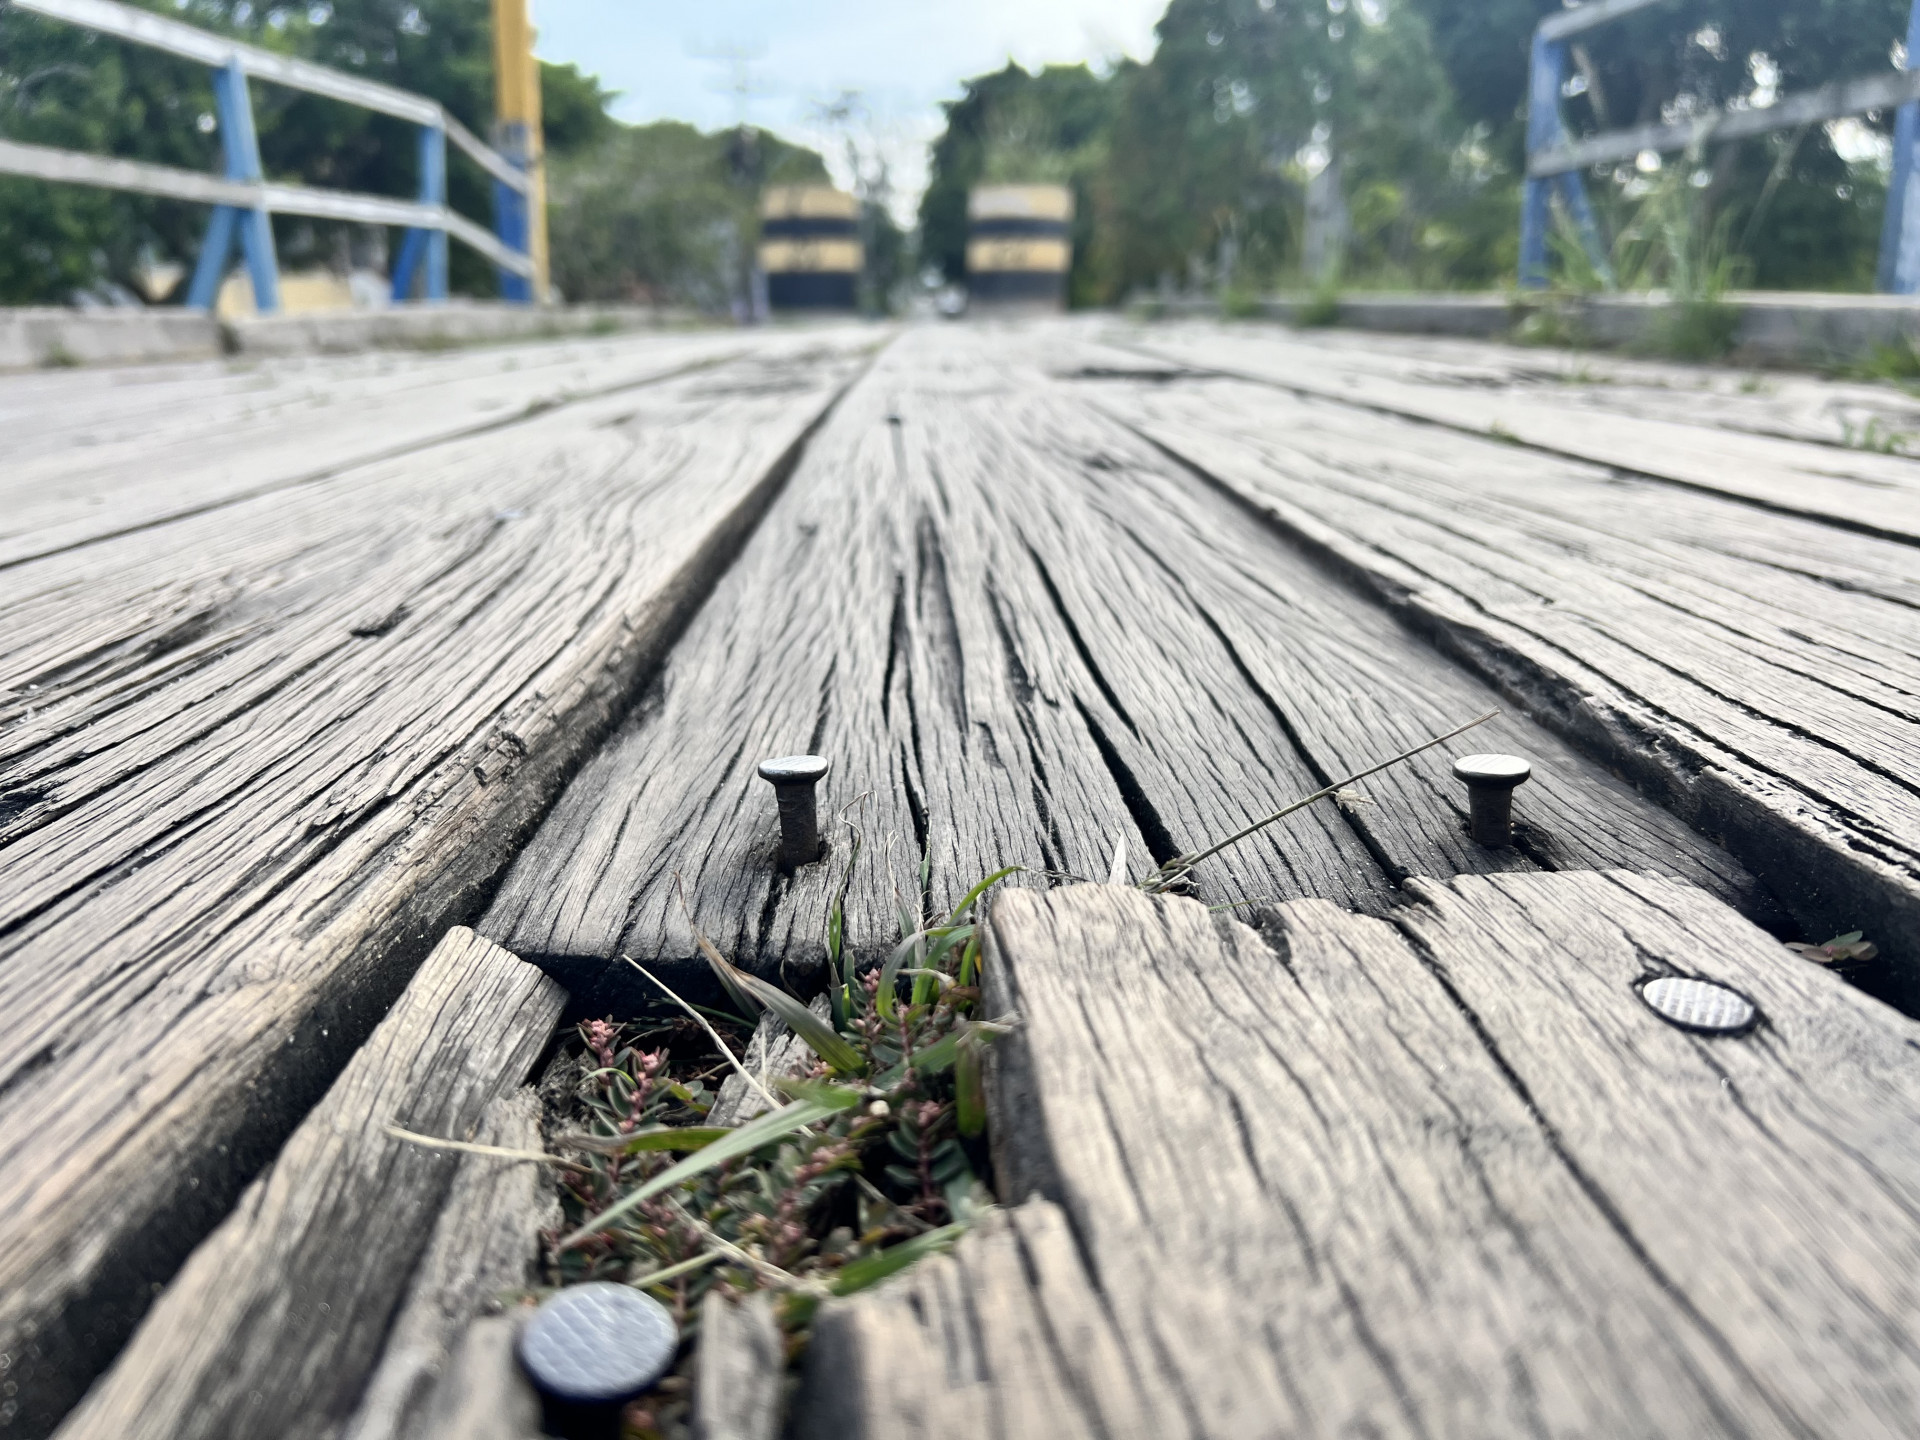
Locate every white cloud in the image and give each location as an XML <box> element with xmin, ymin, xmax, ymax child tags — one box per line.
<box><xmin>531</xmin><ymin>0</ymin><xmax>1166</xmax><ymax>220</ymax></box>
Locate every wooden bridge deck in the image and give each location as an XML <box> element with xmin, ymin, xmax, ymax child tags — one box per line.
<box><xmin>2</xmin><ymin>318</ymin><xmax>1918</xmax><ymax>1439</ymax></box>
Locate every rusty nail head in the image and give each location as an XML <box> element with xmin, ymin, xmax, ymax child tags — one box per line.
<box><xmin>1453</xmin><ymin>753</ymin><xmax>1531</xmax><ymax>848</ymax></box>
<box><xmin>758</xmin><ymin>754</ymin><xmax>830</xmax><ymax>869</ymax></box>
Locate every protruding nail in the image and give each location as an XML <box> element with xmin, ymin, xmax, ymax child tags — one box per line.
<box><xmin>757</xmin><ymin>754</ymin><xmax>830</xmax><ymax>869</ymax></box>
<box><xmin>517</xmin><ymin>1281</ymin><xmax>678</xmax><ymax>1440</ymax></box>
<box><xmin>1452</xmin><ymin>753</ymin><xmax>1532</xmax><ymax>848</ymax></box>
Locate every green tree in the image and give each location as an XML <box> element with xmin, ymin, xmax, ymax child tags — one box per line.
<box><xmin>545</xmin><ymin>121</ymin><xmax>829</xmax><ymax>308</ymax></box>
<box><xmin>1402</xmin><ymin>0</ymin><xmax>1909</xmax><ymax>289</ymax></box>
<box><xmin>917</xmin><ymin>62</ymin><xmax>1115</xmax><ymax>302</ymax></box>
<box><xmin>0</xmin><ymin>0</ymin><xmax>618</xmax><ymax>302</ymax></box>
<box><xmin>1088</xmin><ymin>0</ymin><xmax>1483</xmax><ymax>295</ymax></box>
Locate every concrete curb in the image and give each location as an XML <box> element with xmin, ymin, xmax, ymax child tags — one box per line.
<box><xmin>1144</xmin><ymin>291</ymin><xmax>1920</xmax><ymax>368</ymax></box>
<box><xmin>0</xmin><ymin>302</ymin><xmax>701</xmax><ymax>371</ymax></box>
<box><xmin>224</xmin><ymin>302</ymin><xmax>699</xmax><ymax>357</ymax></box>
<box><xmin>0</xmin><ymin>308</ymin><xmax>223</xmax><ymax>370</ymax></box>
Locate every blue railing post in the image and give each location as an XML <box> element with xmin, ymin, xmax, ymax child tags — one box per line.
<box><xmin>1520</xmin><ymin>31</ymin><xmax>1610</xmax><ymax>289</ymax></box>
<box><xmin>186</xmin><ymin>58</ymin><xmax>280</xmax><ymax>313</ymax></box>
<box><xmin>185</xmin><ymin>205</ymin><xmax>237</xmax><ymax>311</ymax></box>
<box><xmin>1519</xmin><ymin>31</ymin><xmax>1560</xmax><ymax>289</ymax></box>
<box><xmin>1877</xmin><ymin>0</ymin><xmax>1920</xmax><ymax>291</ymax></box>
<box><xmin>391</xmin><ymin>122</ymin><xmax>449</xmax><ymax>303</ymax></box>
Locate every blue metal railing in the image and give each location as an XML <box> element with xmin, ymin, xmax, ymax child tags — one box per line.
<box><xmin>1520</xmin><ymin>0</ymin><xmax>1920</xmax><ymax>293</ymax></box>
<box><xmin>0</xmin><ymin>0</ymin><xmax>538</xmax><ymax>311</ymax></box>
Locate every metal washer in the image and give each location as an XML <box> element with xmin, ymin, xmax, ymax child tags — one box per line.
<box><xmin>1639</xmin><ymin>975</ymin><xmax>1758</xmax><ymax>1035</ymax></box>
<box><xmin>518</xmin><ymin>1281</ymin><xmax>679</xmax><ymax>1404</ymax></box>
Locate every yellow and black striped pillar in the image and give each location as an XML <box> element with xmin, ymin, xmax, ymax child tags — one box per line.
<box><xmin>759</xmin><ymin>186</ymin><xmax>861</xmax><ymax>311</ymax></box>
<box><xmin>967</xmin><ymin>184</ymin><xmax>1073</xmax><ymax>310</ymax></box>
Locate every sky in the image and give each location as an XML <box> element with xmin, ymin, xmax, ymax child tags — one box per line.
<box><xmin>530</xmin><ymin>0</ymin><xmax>1168</xmax><ymax>220</ymax></box>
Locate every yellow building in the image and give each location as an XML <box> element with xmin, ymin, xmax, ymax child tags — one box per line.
<box><xmin>968</xmin><ymin>185</ymin><xmax>1073</xmax><ymax>310</ymax></box>
<box><xmin>760</xmin><ymin>187</ymin><xmax>861</xmax><ymax>311</ymax></box>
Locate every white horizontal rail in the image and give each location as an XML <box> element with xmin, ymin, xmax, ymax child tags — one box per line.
<box><xmin>1530</xmin><ymin>65</ymin><xmax>1920</xmax><ymax>175</ymax></box>
<box><xmin>441</xmin><ymin>208</ymin><xmax>528</xmax><ymax>272</ymax></box>
<box><xmin>1538</xmin><ymin>0</ymin><xmax>1672</xmax><ymax>44</ymax></box>
<box><xmin>0</xmin><ymin>136</ymin><xmax>535</xmax><ymax>276</ymax></box>
<box><xmin>443</xmin><ymin>111</ymin><xmax>529</xmax><ymax>192</ymax></box>
<box><xmin>7</xmin><ymin>0</ymin><xmax>529</xmax><ymax>194</ymax></box>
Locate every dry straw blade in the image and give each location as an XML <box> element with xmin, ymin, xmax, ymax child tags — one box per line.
<box><xmin>1144</xmin><ymin>710</ymin><xmax>1499</xmax><ymax>893</ymax></box>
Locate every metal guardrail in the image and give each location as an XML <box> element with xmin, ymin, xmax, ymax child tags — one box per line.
<box><xmin>1519</xmin><ymin>0</ymin><xmax>1920</xmax><ymax>293</ymax></box>
<box><xmin>1530</xmin><ymin>68</ymin><xmax>1920</xmax><ymax>179</ymax></box>
<box><xmin>0</xmin><ymin>136</ymin><xmax>523</xmax><ymax>270</ymax></box>
<box><xmin>0</xmin><ymin>0</ymin><xmax>536</xmax><ymax>309</ymax></box>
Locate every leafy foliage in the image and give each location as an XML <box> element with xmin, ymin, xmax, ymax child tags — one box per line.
<box><xmin>919</xmin><ymin>62</ymin><xmax>1114</xmax><ymax>302</ymax></box>
<box><xmin>540</xmin><ymin>860</ymin><xmax>1016</xmax><ymax>1421</ymax></box>
<box><xmin>545</xmin><ymin>122</ymin><xmax>828</xmax><ymax>307</ymax></box>
<box><xmin>1788</xmin><ymin>930</ymin><xmax>1881</xmax><ymax>965</ymax></box>
<box><xmin>0</xmin><ymin>0</ymin><xmax>786</xmax><ymax>304</ymax></box>
<box><xmin>921</xmin><ymin>0</ymin><xmax>1911</xmax><ymax>304</ymax></box>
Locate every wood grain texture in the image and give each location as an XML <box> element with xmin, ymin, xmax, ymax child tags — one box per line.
<box><xmin>0</xmin><ymin>328</ymin><xmax>764</xmax><ymax>567</ymax></box>
<box><xmin>1129</xmin><ymin>321</ymin><xmax>1920</xmax><ymax>541</ymax></box>
<box><xmin>1146</xmin><ymin>323</ymin><xmax>1920</xmax><ymax>454</ymax></box>
<box><xmin>0</xmin><ymin>337</ymin><xmax>868</xmax><ymax>1438</ymax></box>
<box><xmin>487</xmin><ymin>326</ymin><xmax>1765</xmax><ymax>1007</ymax></box>
<box><xmin>968</xmin><ymin>334</ymin><xmax>1763</xmax><ymax>913</ymax></box>
<box><xmin>340</xmin><ymin>1087</ymin><xmax>556</xmax><ymax>1440</ymax></box>
<box><xmin>955</xmin><ymin>876</ymin><xmax>1920</xmax><ymax>1439</ymax></box>
<box><xmin>793</xmin><ymin>1199</ymin><xmax>1168</xmax><ymax>1440</ymax></box>
<box><xmin>1077</xmin><ymin>353</ymin><xmax>1920</xmax><ymax>1000</ymax></box>
<box><xmin>482</xmin><ymin>328</ymin><xmax>1151</xmax><ymax>1004</ymax></box>
<box><xmin>53</xmin><ymin>927</ymin><xmax>564</xmax><ymax>1440</ymax></box>
<box><xmin>695</xmin><ymin>1291</ymin><xmax>783</xmax><ymax>1440</ymax></box>
<box><xmin>412</xmin><ymin>1316</ymin><xmax>543</xmax><ymax>1440</ymax></box>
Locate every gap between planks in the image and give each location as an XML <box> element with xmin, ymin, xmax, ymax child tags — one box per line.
<box><xmin>0</xmin><ymin>334</ymin><xmax>874</xmax><ymax>1438</ymax></box>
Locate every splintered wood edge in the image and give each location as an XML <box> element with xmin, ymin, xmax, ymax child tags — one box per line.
<box><xmin>55</xmin><ymin>928</ymin><xmax>566</xmax><ymax>1440</ymax></box>
<box><xmin>792</xmin><ymin>1199</ymin><xmax>1166</xmax><ymax>1440</ymax></box>
<box><xmin>695</xmin><ymin>1291</ymin><xmax>783</xmax><ymax>1440</ymax></box>
<box><xmin>341</xmin><ymin>1086</ymin><xmax>557</xmax><ymax>1440</ymax></box>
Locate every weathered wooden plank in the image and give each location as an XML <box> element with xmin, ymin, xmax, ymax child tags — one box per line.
<box><xmin>1130</xmin><ymin>322</ymin><xmax>1920</xmax><ymax>541</ymax></box>
<box><xmin>0</xmin><ymin>333</ymin><xmax>685</xmax><ymax>465</ymax></box>
<box><xmin>0</xmin><ymin>340</ymin><xmax>867</xmax><ymax>1437</ymax></box>
<box><xmin>480</xmin><ymin>329</ymin><xmax>1156</xmax><ymax>1003</ymax></box>
<box><xmin>695</xmin><ymin>1291</ymin><xmax>783</xmax><ymax>1440</ymax></box>
<box><xmin>340</xmin><ymin>1087</ymin><xmax>556</xmax><ymax>1440</ymax></box>
<box><xmin>487</xmin><ymin>328</ymin><xmax>1759</xmax><ymax>1005</ymax></box>
<box><xmin>793</xmin><ymin>1199</ymin><xmax>1167</xmax><ymax>1440</ymax></box>
<box><xmin>1084</xmin><ymin>365</ymin><xmax>1920</xmax><ymax>998</ymax></box>
<box><xmin>52</xmin><ymin>928</ymin><xmax>564</xmax><ymax>1440</ymax></box>
<box><xmin>956</xmin><ymin>335</ymin><xmax>1765</xmax><ymax>915</ymax></box>
<box><xmin>901</xmin><ymin>336</ymin><xmax>1389</xmax><ymax>913</ymax></box>
<box><xmin>957</xmin><ymin>876</ymin><xmax>1920</xmax><ymax>1438</ymax></box>
<box><xmin>0</xmin><ymin>327</ymin><xmax>779</xmax><ymax>567</ymax></box>
<box><xmin>1398</xmin><ymin>869</ymin><xmax>1920</xmax><ymax>1437</ymax></box>
<box><xmin>412</xmin><ymin>1316</ymin><xmax>543</xmax><ymax>1440</ymax></box>
<box><xmin>1130</xmin><ymin>322</ymin><xmax>1920</xmax><ymax>454</ymax></box>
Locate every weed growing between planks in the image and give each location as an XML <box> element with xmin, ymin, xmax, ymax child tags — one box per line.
<box><xmin>514</xmin><ymin>711</ymin><xmax>1499</xmax><ymax>1435</ymax></box>
<box><xmin>529</xmin><ymin>829</ymin><xmax>1014</xmax><ymax>1436</ymax></box>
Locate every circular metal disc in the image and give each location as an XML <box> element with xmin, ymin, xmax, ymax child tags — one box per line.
<box><xmin>757</xmin><ymin>754</ymin><xmax>830</xmax><ymax>784</ymax></box>
<box><xmin>1452</xmin><ymin>753</ymin><xmax>1532</xmax><ymax>787</ymax></box>
<box><xmin>518</xmin><ymin>1282</ymin><xmax>678</xmax><ymax>1404</ymax></box>
<box><xmin>1639</xmin><ymin>976</ymin><xmax>1758</xmax><ymax>1035</ymax></box>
